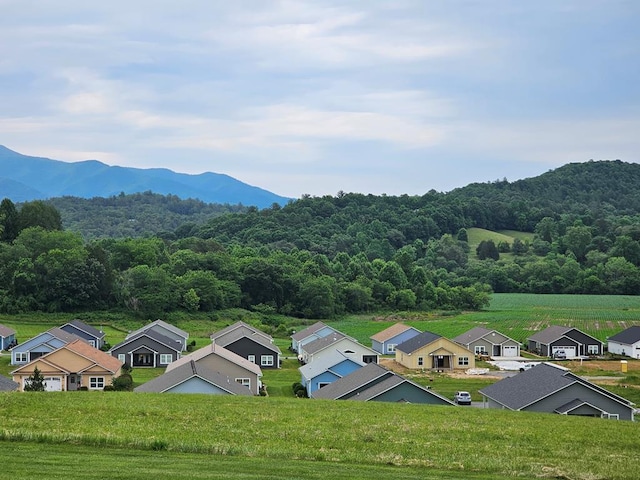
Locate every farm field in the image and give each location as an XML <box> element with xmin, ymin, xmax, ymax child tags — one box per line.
<box><xmin>1</xmin><ymin>393</ymin><xmax>639</xmax><ymax>480</ymax></box>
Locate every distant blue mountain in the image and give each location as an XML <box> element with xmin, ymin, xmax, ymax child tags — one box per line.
<box><xmin>0</xmin><ymin>145</ymin><xmax>292</xmax><ymax>208</ymax></box>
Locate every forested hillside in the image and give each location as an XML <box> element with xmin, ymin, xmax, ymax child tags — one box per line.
<box><xmin>0</xmin><ymin>160</ymin><xmax>639</xmax><ymax>319</ymax></box>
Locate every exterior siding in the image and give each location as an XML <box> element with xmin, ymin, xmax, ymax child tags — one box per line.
<box><xmin>223</xmin><ymin>337</ymin><xmax>279</xmax><ymax>368</ymax></box>
<box><xmin>525</xmin><ymin>383</ymin><xmax>634</xmax><ymax>421</ymax></box>
<box><xmin>395</xmin><ymin>338</ymin><xmax>474</xmax><ymax>370</ymax></box>
<box><xmin>11</xmin><ymin>334</ymin><xmax>66</xmax><ymax>365</ymax></box>
<box><xmin>110</xmin><ymin>336</ymin><xmax>179</xmax><ymax>367</ymax></box>
<box><xmin>194</xmin><ymin>355</ymin><xmax>260</xmax><ymax>395</ymax></box>
<box><xmin>307</xmin><ymin>339</ymin><xmax>378</xmax><ymax>365</ymax></box>
<box><xmin>1</xmin><ymin>333</ymin><xmax>16</xmax><ymax>350</ymax></box>
<box><xmin>608</xmin><ymin>340</ymin><xmax>640</xmax><ymax>358</ymax></box>
<box><xmin>295</xmin><ymin>326</ymin><xmax>337</xmax><ymax>352</ymax></box>
<box><xmin>566</xmin><ymin>330</ymin><xmax>603</xmax><ymax>355</ymax></box>
<box><xmin>307</xmin><ymin>370</ymin><xmax>341</xmax><ymax>396</ymax></box>
<box><xmin>166</xmin><ymin>377</ymin><xmax>232</xmax><ymax>394</ymax></box>
<box><xmin>60</xmin><ymin>325</ymin><xmax>100</xmax><ymax>348</ymax></box>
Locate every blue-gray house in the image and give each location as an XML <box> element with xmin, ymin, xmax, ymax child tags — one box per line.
<box><xmin>291</xmin><ymin>321</ymin><xmax>341</xmax><ymax>354</ymax></box>
<box><xmin>299</xmin><ymin>352</ymin><xmax>364</xmax><ymax>397</ymax></box>
<box><xmin>0</xmin><ymin>324</ymin><xmax>17</xmax><ymax>351</ymax></box>
<box><xmin>370</xmin><ymin>323</ymin><xmax>421</xmax><ymax>355</ymax></box>
<box><xmin>10</xmin><ymin>327</ymin><xmax>86</xmax><ymax>365</ymax></box>
<box><xmin>60</xmin><ymin>319</ymin><xmax>106</xmax><ymax>349</ymax></box>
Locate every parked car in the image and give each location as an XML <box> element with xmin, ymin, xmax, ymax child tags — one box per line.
<box><xmin>552</xmin><ymin>351</ymin><xmax>567</xmax><ymax>360</ymax></box>
<box><xmin>519</xmin><ymin>362</ymin><xmax>537</xmax><ymax>372</ymax></box>
<box><xmin>454</xmin><ymin>391</ymin><xmax>472</xmax><ymax>405</ymax></box>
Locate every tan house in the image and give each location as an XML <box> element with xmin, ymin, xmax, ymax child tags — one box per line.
<box><xmin>11</xmin><ymin>339</ymin><xmax>123</xmax><ymax>392</ymax></box>
<box><xmin>395</xmin><ymin>331</ymin><xmax>475</xmax><ymax>371</ymax></box>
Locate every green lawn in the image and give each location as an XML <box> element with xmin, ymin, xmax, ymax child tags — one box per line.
<box><xmin>0</xmin><ymin>392</ymin><xmax>637</xmax><ymax>480</ymax></box>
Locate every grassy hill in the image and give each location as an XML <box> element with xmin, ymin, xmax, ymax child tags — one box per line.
<box><xmin>0</xmin><ymin>392</ymin><xmax>638</xmax><ymax>479</ymax></box>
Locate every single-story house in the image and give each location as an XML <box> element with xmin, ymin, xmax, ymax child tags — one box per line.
<box><xmin>370</xmin><ymin>323</ymin><xmax>421</xmax><ymax>355</ymax></box>
<box><xmin>299</xmin><ymin>333</ymin><xmax>379</xmax><ymax>365</ymax></box>
<box><xmin>607</xmin><ymin>326</ymin><xmax>640</xmax><ymax>359</ymax></box>
<box><xmin>479</xmin><ymin>362</ymin><xmax>635</xmax><ymax>421</ymax></box>
<box><xmin>0</xmin><ymin>324</ymin><xmax>17</xmax><ymax>351</ymax></box>
<box><xmin>11</xmin><ymin>339</ymin><xmax>123</xmax><ymax>392</ymax></box>
<box><xmin>60</xmin><ymin>319</ymin><xmax>106</xmax><ymax>349</ymax></box>
<box><xmin>125</xmin><ymin>320</ymin><xmax>189</xmax><ymax>352</ymax></box>
<box><xmin>109</xmin><ymin>328</ymin><xmax>183</xmax><ymax>368</ymax></box>
<box><xmin>452</xmin><ymin>327</ymin><xmax>521</xmax><ymax>357</ymax></box>
<box><xmin>395</xmin><ymin>331</ymin><xmax>475</xmax><ymax>371</ymax></box>
<box><xmin>299</xmin><ymin>351</ymin><xmax>364</xmax><ymax>397</ymax></box>
<box><xmin>527</xmin><ymin>325</ymin><xmax>603</xmax><ymax>358</ymax></box>
<box><xmin>10</xmin><ymin>327</ymin><xmax>87</xmax><ymax>366</ymax></box>
<box><xmin>291</xmin><ymin>321</ymin><xmax>341</xmax><ymax>353</ymax></box>
<box><xmin>0</xmin><ymin>375</ymin><xmax>19</xmax><ymax>392</ymax></box>
<box><xmin>311</xmin><ymin>362</ymin><xmax>455</xmax><ymax>405</ymax></box>
<box><xmin>134</xmin><ymin>360</ymin><xmax>253</xmax><ymax>395</ymax></box>
<box><xmin>166</xmin><ymin>343</ymin><xmax>263</xmax><ymax>395</ymax></box>
<box><xmin>210</xmin><ymin>321</ymin><xmax>281</xmax><ymax>369</ymax></box>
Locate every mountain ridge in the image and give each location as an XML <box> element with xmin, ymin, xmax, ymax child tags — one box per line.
<box><xmin>0</xmin><ymin>145</ymin><xmax>292</xmax><ymax>208</ymax></box>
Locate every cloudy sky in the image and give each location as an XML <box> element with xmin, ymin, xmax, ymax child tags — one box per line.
<box><xmin>1</xmin><ymin>1</ymin><xmax>638</xmax><ymax>199</ymax></box>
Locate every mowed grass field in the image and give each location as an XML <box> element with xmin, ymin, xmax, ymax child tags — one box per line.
<box><xmin>2</xmin><ymin>294</ymin><xmax>640</xmax><ymax>479</ymax></box>
<box><xmin>1</xmin><ymin>392</ymin><xmax>639</xmax><ymax>480</ymax></box>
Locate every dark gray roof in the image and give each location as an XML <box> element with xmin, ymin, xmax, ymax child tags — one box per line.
<box><xmin>0</xmin><ymin>375</ymin><xmax>19</xmax><ymax>391</ymax></box>
<box><xmin>554</xmin><ymin>398</ymin><xmax>600</xmax><ymax>414</ymax></box>
<box><xmin>291</xmin><ymin>321</ymin><xmax>329</xmax><ymax>341</ymax></box>
<box><xmin>608</xmin><ymin>325</ymin><xmax>640</xmax><ymax>345</ymax></box>
<box><xmin>479</xmin><ymin>363</ymin><xmax>574</xmax><ymax>410</ymax></box>
<box><xmin>299</xmin><ymin>351</ymin><xmax>364</xmax><ymax>381</ymax></box>
<box><xmin>134</xmin><ymin>360</ymin><xmax>252</xmax><ymax>395</ymax></box>
<box><xmin>451</xmin><ymin>327</ymin><xmax>493</xmax><ymax>345</ymax></box>
<box><xmin>64</xmin><ymin>319</ymin><xmax>105</xmax><ymax>339</ymax></box>
<box><xmin>211</xmin><ymin>321</ymin><xmax>272</xmax><ymax>342</ymax></box>
<box><xmin>395</xmin><ymin>331</ymin><xmax>441</xmax><ymax>354</ymax></box>
<box><xmin>527</xmin><ymin>325</ymin><xmax>573</xmax><ymax>344</ymax></box>
<box><xmin>301</xmin><ymin>332</ymin><xmax>345</xmax><ymax>355</ymax></box>
<box><xmin>47</xmin><ymin>327</ymin><xmax>87</xmax><ymax>344</ymax></box>
<box><xmin>312</xmin><ymin>363</ymin><xmax>391</xmax><ymax>399</ymax></box>
<box><xmin>111</xmin><ymin>328</ymin><xmax>182</xmax><ymax>353</ymax></box>
<box><xmin>0</xmin><ymin>324</ymin><xmax>16</xmax><ymax>338</ymax></box>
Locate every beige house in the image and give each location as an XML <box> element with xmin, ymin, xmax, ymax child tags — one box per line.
<box><xmin>11</xmin><ymin>339</ymin><xmax>123</xmax><ymax>391</ymax></box>
<box><xmin>395</xmin><ymin>331</ymin><xmax>475</xmax><ymax>371</ymax></box>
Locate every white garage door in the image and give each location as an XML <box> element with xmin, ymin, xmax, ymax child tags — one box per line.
<box><xmin>44</xmin><ymin>377</ymin><xmax>62</xmax><ymax>391</ymax></box>
<box><xmin>503</xmin><ymin>345</ymin><xmax>518</xmax><ymax>357</ymax></box>
<box><xmin>552</xmin><ymin>346</ymin><xmax>576</xmax><ymax>358</ymax></box>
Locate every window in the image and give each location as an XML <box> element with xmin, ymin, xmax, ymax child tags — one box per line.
<box><xmin>261</xmin><ymin>355</ymin><xmax>274</xmax><ymax>366</ymax></box>
<box><xmin>118</xmin><ymin>354</ymin><xmax>126</xmax><ymax>363</ymax></box>
<box><xmin>89</xmin><ymin>377</ymin><xmax>105</xmax><ymax>390</ymax></box>
<box><xmin>458</xmin><ymin>356</ymin><xmax>470</xmax><ymax>366</ymax></box>
<box><xmin>474</xmin><ymin>346</ymin><xmax>487</xmax><ymax>354</ymax></box>
<box><xmin>317</xmin><ymin>382</ymin><xmax>330</xmax><ymax>389</ymax></box>
<box><xmin>387</xmin><ymin>344</ymin><xmax>397</xmax><ymax>353</ymax></box>
<box><xmin>248</xmin><ymin>355</ymin><xmax>256</xmax><ymax>363</ymax></box>
<box><xmin>159</xmin><ymin>354</ymin><xmax>173</xmax><ymax>365</ymax></box>
<box><xmin>417</xmin><ymin>356</ymin><xmax>424</xmax><ymax>366</ymax></box>
<box><xmin>15</xmin><ymin>352</ymin><xmax>28</xmax><ymax>363</ymax></box>
<box><xmin>587</xmin><ymin>345</ymin><xmax>599</xmax><ymax>355</ymax></box>
<box><xmin>236</xmin><ymin>378</ymin><xmax>251</xmax><ymax>388</ymax></box>
<box><xmin>89</xmin><ymin>340</ymin><xmax>96</xmax><ymax>347</ymax></box>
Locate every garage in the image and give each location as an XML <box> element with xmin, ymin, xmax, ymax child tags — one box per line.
<box><xmin>552</xmin><ymin>346</ymin><xmax>576</xmax><ymax>358</ymax></box>
<box><xmin>44</xmin><ymin>377</ymin><xmax>62</xmax><ymax>391</ymax></box>
<box><xmin>502</xmin><ymin>345</ymin><xmax>519</xmax><ymax>357</ymax></box>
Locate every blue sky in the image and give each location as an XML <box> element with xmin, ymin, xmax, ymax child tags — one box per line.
<box><xmin>1</xmin><ymin>1</ymin><xmax>638</xmax><ymax>198</ymax></box>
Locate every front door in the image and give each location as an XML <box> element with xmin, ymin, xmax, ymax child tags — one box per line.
<box><xmin>68</xmin><ymin>374</ymin><xmax>79</xmax><ymax>391</ymax></box>
<box><xmin>133</xmin><ymin>353</ymin><xmax>154</xmax><ymax>367</ymax></box>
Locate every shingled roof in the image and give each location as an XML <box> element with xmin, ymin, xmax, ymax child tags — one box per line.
<box><xmin>370</xmin><ymin>323</ymin><xmax>419</xmax><ymax>342</ymax></box>
<box><xmin>395</xmin><ymin>331</ymin><xmax>441</xmax><ymax>354</ymax></box>
<box><xmin>608</xmin><ymin>325</ymin><xmax>640</xmax><ymax>345</ymax></box>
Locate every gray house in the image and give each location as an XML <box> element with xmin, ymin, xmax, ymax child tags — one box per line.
<box><xmin>527</xmin><ymin>325</ymin><xmax>603</xmax><ymax>358</ymax></box>
<box><xmin>134</xmin><ymin>360</ymin><xmax>253</xmax><ymax>395</ymax></box>
<box><xmin>0</xmin><ymin>324</ymin><xmax>16</xmax><ymax>350</ymax></box>
<box><xmin>126</xmin><ymin>320</ymin><xmax>189</xmax><ymax>352</ymax></box>
<box><xmin>60</xmin><ymin>319</ymin><xmax>106</xmax><ymax>349</ymax></box>
<box><xmin>452</xmin><ymin>327</ymin><xmax>521</xmax><ymax>357</ymax></box>
<box><xmin>210</xmin><ymin>321</ymin><xmax>281</xmax><ymax>369</ymax></box>
<box><xmin>312</xmin><ymin>362</ymin><xmax>455</xmax><ymax>405</ymax></box>
<box><xmin>109</xmin><ymin>329</ymin><xmax>183</xmax><ymax>367</ymax></box>
<box><xmin>607</xmin><ymin>326</ymin><xmax>640</xmax><ymax>359</ymax></box>
<box><xmin>479</xmin><ymin>362</ymin><xmax>635</xmax><ymax>421</ymax></box>
<box><xmin>291</xmin><ymin>321</ymin><xmax>341</xmax><ymax>353</ymax></box>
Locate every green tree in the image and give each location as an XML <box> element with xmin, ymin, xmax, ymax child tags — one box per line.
<box><xmin>0</xmin><ymin>198</ymin><xmax>20</xmax><ymax>242</ymax></box>
<box><xmin>24</xmin><ymin>366</ymin><xmax>46</xmax><ymax>391</ymax></box>
<box><xmin>182</xmin><ymin>288</ymin><xmax>200</xmax><ymax>312</ymax></box>
<box><xmin>18</xmin><ymin>201</ymin><xmax>62</xmax><ymax>231</ymax></box>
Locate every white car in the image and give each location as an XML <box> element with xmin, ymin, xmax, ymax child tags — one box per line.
<box><xmin>454</xmin><ymin>391</ymin><xmax>472</xmax><ymax>405</ymax></box>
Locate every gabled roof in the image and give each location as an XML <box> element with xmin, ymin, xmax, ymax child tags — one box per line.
<box><xmin>111</xmin><ymin>328</ymin><xmax>183</xmax><ymax>353</ymax></box>
<box><xmin>64</xmin><ymin>340</ymin><xmax>124</xmax><ymax>373</ymax></box>
<box><xmin>291</xmin><ymin>321</ymin><xmax>334</xmax><ymax>341</ymax></box>
<box><xmin>167</xmin><ymin>343</ymin><xmax>262</xmax><ymax>377</ymax></box>
<box><xmin>479</xmin><ymin>363</ymin><xmax>633</xmax><ymax>411</ymax></box>
<box><xmin>211</xmin><ymin>323</ymin><xmax>281</xmax><ymax>354</ymax></box>
<box><xmin>299</xmin><ymin>351</ymin><xmax>364</xmax><ymax>380</ymax></box>
<box><xmin>62</xmin><ymin>319</ymin><xmax>105</xmax><ymax>340</ymax></box>
<box><xmin>211</xmin><ymin>321</ymin><xmax>271</xmax><ymax>342</ymax></box>
<box><xmin>0</xmin><ymin>324</ymin><xmax>16</xmax><ymax>337</ymax></box>
<box><xmin>608</xmin><ymin>325</ymin><xmax>640</xmax><ymax>345</ymax></box>
<box><xmin>395</xmin><ymin>331</ymin><xmax>442</xmax><ymax>354</ymax></box>
<box><xmin>134</xmin><ymin>360</ymin><xmax>253</xmax><ymax>395</ymax></box>
<box><xmin>554</xmin><ymin>398</ymin><xmax>604</xmax><ymax>415</ymax></box>
<box><xmin>370</xmin><ymin>323</ymin><xmax>420</xmax><ymax>342</ymax></box>
<box><xmin>48</xmin><ymin>327</ymin><xmax>88</xmax><ymax>344</ymax></box>
<box><xmin>126</xmin><ymin>320</ymin><xmax>189</xmax><ymax>340</ymax></box>
<box><xmin>0</xmin><ymin>375</ymin><xmax>19</xmax><ymax>391</ymax></box>
<box><xmin>301</xmin><ymin>332</ymin><xmax>346</xmax><ymax>355</ymax></box>
<box><xmin>312</xmin><ymin>362</ymin><xmax>391</xmax><ymax>399</ymax></box>
<box><xmin>527</xmin><ymin>325</ymin><xmax>601</xmax><ymax>345</ymax></box>
<box><xmin>451</xmin><ymin>326</ymin><xmax>493</xmax><ymax>344</ymax></box>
